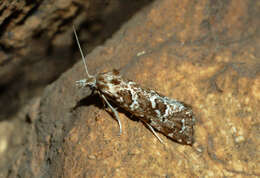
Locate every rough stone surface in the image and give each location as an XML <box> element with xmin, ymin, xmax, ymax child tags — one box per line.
<box><xmin>2</xmin><ymin>0</ymin><xmax>260</xmax><ymax>177</ymax></box>
<box><xmin>0</xmin><ymin>0</ymin><xmax>151</xmax><ymax>120</ymax></box>
<box><xmin>0</xmin><ymin>0</ymin><xmax>152</xmax><ymax>177</ymax></box>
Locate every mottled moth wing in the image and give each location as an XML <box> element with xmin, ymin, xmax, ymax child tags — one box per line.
<box><xmin>96</xmin><ymin>70</ymin><xmax>195</xmax><ymax>145</ymax></box>
<box><xmin>147</xmin><ymin>100</ymin><xmax>194</xmax><ymax>145</ymax></box>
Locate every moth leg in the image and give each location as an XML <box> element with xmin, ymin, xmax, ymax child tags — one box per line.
<box><xmin>101</xmin><ymin>94</ymin><xmax>122</xmax><ymax>135</ymax></box>
<box><xmin>103</xmin><ymin>100</ymin><xmax>118</xmax><ymax>113</ymax></box>
<box><xmin>144</xmin><ymin>122</ymin><xmax>164</xmax><ymax>144</ymax></box>
<box><xmin>75</xmin><ymin>79</ymin><xmax>87</xmax><ymax>87</ymax></box>
<box><xmin>100</xmin><ymin>96</ymin><xmax>107</xmax><ymax>108</ymax></box>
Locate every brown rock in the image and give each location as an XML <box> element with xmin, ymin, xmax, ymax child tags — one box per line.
<box><xmin>0</xmin><ymin>0</ymin><xmax>153</xmax><ymax>177</ymax></box>
<box><xmin>6</xmin><ymin>0</ymin><xmax>260</xmax><ymax>177</ymax></box>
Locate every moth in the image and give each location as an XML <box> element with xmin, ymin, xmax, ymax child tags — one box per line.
<box><xmin>73</xmin><ymin>27</ymin><xmax>195</xmax><ymax>145</ymax></box>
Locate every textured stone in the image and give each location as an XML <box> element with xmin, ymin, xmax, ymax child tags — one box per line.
<box><xmin>6</xmin><ymin>0</ymin><xmax>260</xmax><ymax>177</ymax></box>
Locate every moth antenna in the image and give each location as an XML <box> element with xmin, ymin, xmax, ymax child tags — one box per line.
<box><xmin>73</xmin><ymin>25</ymin><xmax>91</xmax><ymax>78</ymax></box>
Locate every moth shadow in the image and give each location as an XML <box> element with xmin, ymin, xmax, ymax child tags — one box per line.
<box><xmin>116</xmin><ymin>107</ymin><xmax>140</xmax><ymax>122</ymax></box>
<box><xmin>102</xmin><ymin>100</ymin><xmax>140</xmax><ymax>123</ymax></box>
<box><xmin>73</xmin><ymin>93</ymin><xmax>104</xmax><ymax>110</ymax></box>
<box><xmin>73</xmin><ymin>94</ymin><xmax>140</xmax><ymax>122</ymax></box>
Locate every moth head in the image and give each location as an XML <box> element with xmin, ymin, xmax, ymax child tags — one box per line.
<box><xmin>76</xmin><ymin>76</ymin><xmax>97</xmax><ymax>89</ymax></box>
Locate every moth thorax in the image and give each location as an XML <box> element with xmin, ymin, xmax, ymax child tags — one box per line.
<box><xmin>85</xmin><ymin>76</ymin><xmax>97</xmax><ymax>88</ymax></box>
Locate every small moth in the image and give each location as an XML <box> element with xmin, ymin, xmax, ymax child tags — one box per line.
<box><xmin>73</xmin><ymin>27</ymin><xmax>195</xmax><ymax>145</ymax></box>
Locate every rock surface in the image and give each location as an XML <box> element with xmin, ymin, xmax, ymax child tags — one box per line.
<box><xmin>0</xmin><ymin>0</ymin><xmax>152</xmax><ymax>177</ymax></box>
<box><xmin>1</xmin><ymin>0</ymin><xmax>260</xmax><ymax>177</ymax></box>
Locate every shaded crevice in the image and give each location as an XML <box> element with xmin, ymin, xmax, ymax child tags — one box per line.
<box><xmin>17</xmin><ymin>1</ymin><xmax>42</xmax><ymax>25</ymax></box>
<box><xmin>0</xmin><ymin>9</ymin><xmax>22</xmax><ymax>37</ymax></box>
